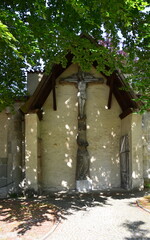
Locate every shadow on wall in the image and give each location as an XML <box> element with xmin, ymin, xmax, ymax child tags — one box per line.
<box><xmin>0</xmin><ymin>117</ymin><xmax>143</xmax><ymax>194</ymax></box>
<box><xmin>40</xmin><ymin>92</ymin><xmax>78</xmax><ymax>191</ymax></box>
<box><xmin>2</xmin><ymin>99</ymin><xmax>143</xmax><ymax>194</ymax></box>
<box><xmin>39</xmin><ymin>89</ymin><xmax>122</xmax><ymax>190</ymax></box>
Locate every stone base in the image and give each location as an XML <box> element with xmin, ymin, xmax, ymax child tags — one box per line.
<box><xmin>76</xmin><ymin>179</ymin><xmax>92</xmax><ymax>192</ymax></box>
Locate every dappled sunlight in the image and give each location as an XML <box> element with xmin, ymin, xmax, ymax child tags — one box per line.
<box><xmin>24</xmin><ymin>69</ymin><xmax>124</xmax><ymax>192</ymax></box>
<box><xmin>65</xmin><ymin>97</ymin><xmax>71</xmax><ymax>109</ymax></box>
<box><xmin>90</xmin><ymin>156</ymin><xmax>96</xmax><ymax>163</ymax></box>
<box><xmin>142</xmin><ymin>112</ymin><xmax>150</xmax><ymax>183</ymax></box>
<box><xmin>1</xmin><ymin>69</ymin><xmax>148</xmax><ymax>197</ymax></box>
<box><xmin>90</xmin><ymin>163</ymin><xmax>120</xmax><ymax>190</ymax></box>
<box><xmin>61</xmin><ymin>180</ymin><xmax>69</xmax><ymax>189</ymax></box>
<box><xmin>64</xmin><ymin>154</ymin><xmax>73</xmax><ymax>168</ymax></box>
<box><xmin>40</xmin><ymin>84</ymin><xmax>78</xmax><ymax>191</ymax></box>
<box><xmin>0</xmin><ymin>198</ymin><xmax>59</xmax><ymax>238</ymax></box>
<box><xmin>30</xmin><ymin>128</ymin><xmax>34</xmax><ymax>133</ymax></box>
<box><xmin>21</xmin><ymin>69</ymin><xmax>145</xmax><ymax>193</ymax></box>
<box><xmin>131</xmin><ymin>121</ymin><xmax>136</xmax><ymax>131</ymax></box>
<box><xmin>111</xmin><ymin>130</ymin><xmax>116</xmax><ymax>138</ymax></box>
<box><xmin>85</xmin><ymin>85</ymin><xmax>121</xmax><ymax>190</ymax></box>
<box><xmin>25</xmin><ymin>113</ymin><xmax>41</xmax><ymax>191</ymax></box>
<box><xmin>4</xmin><ymin>144</ymin><xmax>7</xmax><ymax>154</ymax></box>
<box><xmin>146</xmin><ymin>169</ymin><xmax>150</xmax><ymax>178</ymax></box>
<box><xmin>111</xmin><ymin>153</ymin><xmax>120</xmax><ymax>165</ymax></box>
<box><xmin>25</xmin><ymin>150</ymin><xmax>31</xmax><ymax>163</ymax></box>
<box><xmin>27</xmin><ymin>180</ymin><xmax>31</xmax><ymax>185</ymax></box>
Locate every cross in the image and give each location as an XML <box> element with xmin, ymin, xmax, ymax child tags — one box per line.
<box><xmin>60</xmin><ymin>70</ymin><xmax>104</xmax><ymax>181</ymax></box>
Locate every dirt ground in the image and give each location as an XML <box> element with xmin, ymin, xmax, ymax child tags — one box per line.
<box><xmin>0</xmin><ymin>198</ymin><xmax>60</xmax><ymax>240</ymax></box>
<box><xmin>137</xmin><ymin>195</ymin><xmax>150</xmax><ymax>212</ymax></box>
<box><xmin>0</xmin><ymin>192</ymin><xmax>149</xmax><ymax>240</ymax></box>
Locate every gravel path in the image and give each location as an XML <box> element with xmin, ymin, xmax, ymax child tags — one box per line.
<box><xmin>46</xmin><ymin>190</ymin><xmax>150</xmax><ymax>240</ymax></box>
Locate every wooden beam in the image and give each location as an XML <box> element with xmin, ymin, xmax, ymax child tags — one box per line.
<box><xmin>37</xmin><ymin>109</ymin><xmax>43</xmax><ymax>121</ymax></box>
<box><xmin>20</xmin><ymin>53</ymin><xmax>74</xmax><ymax>114</ymax></box>
<box><xmin>107</xmin><ymin>77</ymin><xmax>114</xmax><ymax>109</ymax></box>
<box><xmin>53</xmin><ymin>86</ymin><xmax>57</xmax><ymax>111</ymax></box>
<box><xmin>119</xmin><ymin>108</ymin><xmax>133</xmax><ymax>119</ymax></box>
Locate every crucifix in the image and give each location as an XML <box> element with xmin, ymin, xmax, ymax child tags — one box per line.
<box><xmin>60</xmin><ymin>70</ymin><xmax>104</xmax><ymax>185</ymax></box>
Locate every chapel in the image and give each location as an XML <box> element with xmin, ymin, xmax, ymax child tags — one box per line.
<box><xmin>0</xmin><ymin>53</ymin><xmax>150</xmax><ymax>197</ymax></box>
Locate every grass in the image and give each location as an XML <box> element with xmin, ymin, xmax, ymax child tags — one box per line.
<box><xmin>144</xmin><ymin>195</ymin><xmax>150</xmax><ymax>201</ymax></box>
<box><xmin>138</xmin><ymin>195</ymin><xmax>150</xmax><ymax>211</ymax></box>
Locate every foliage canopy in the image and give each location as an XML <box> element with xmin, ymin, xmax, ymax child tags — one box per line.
<box><xmin>0</xmin><ymin>0</ymin><xmax>150</xmax><ymax>111</ymax></box>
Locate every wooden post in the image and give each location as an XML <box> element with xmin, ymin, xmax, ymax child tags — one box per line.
<box><xmin>107</xmin><ymin>77</ymin><xmax>114</xmax><ymax>109</ymax></box>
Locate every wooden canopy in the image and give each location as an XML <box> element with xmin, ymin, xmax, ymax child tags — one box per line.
<box><xmin>20</xmin><ymin>52</ymin><xmax>140</xmax><ymax>120</ymax></box>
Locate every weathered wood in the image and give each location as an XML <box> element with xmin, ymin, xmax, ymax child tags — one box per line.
<box><xmin>21</xmin><ymin>46</ymin><xmax>141</xmax><ymax>116</ymax></box>
<box><xmin>120</xmin><ymin>135</ymin><xmax>130</xmax><ymax>189</ymax></box>
<box><xmin>107</xmin><ymin>77</ymin><xmax>114</xmax><ymax>109</ymax></box>
<box><xmin>52</xmin><ymin>76</ymin><xmax>57</xmax><ymax>111</ymax></box>
<box><xmin>119</xmin><ymin>108</ymin><xmax>133</xmax><ymax>119</ymax></box>
<box><xmin>20</xmin><ymin>53</ymin><xmax>74</xmax><ymax>114</ymax></box>
<box><xmin>76</xmin><ymin>116</ymin><xmax>90</xmax><ymax>180</ymax></box>
<box><xmin>61</xmin><ymin>71</ymin><xmax>104</xmax><ymax>180</ymax></box>
<box><xmin>52</xmin><ymin>87</ymin><xmax>57</xmax><ymax>111</ymax></box>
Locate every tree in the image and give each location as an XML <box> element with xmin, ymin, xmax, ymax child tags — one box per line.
<box><xmin>0</xmin><ymin>0</ymin><xmax>150</xmax><ymax>111</ymax></box>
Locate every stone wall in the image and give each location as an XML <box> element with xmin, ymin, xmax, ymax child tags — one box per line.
<box><xmin>41</xmin><ymin>64</ymin><xmax>78</xmax><ymax>191</ymax></box>
<box><xmin>86</xmin><ymin>78</ymin><xmax>122</xmax><ymax>189</ymax></box>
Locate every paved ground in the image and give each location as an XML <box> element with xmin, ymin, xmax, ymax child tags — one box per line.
<box><xmin>45</xmin><ymin>190</ymin><xmax>150</xmax><ymax>240</ymax></box>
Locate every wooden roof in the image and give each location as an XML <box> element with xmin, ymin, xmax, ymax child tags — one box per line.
<box><xmin>20</xmin><ymin>52</ymin><xmax>140</xmax><ymax>120</ymax></box>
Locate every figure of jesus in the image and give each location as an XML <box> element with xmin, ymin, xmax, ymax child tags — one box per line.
<box><xmin>77</xmin><ymin>73</ymin><xmax>87</xmax><ymax>119</ymax></box>
<box><xmin>60</xmin><ymin>71</ymin><xmax>103</xmax><ymax>182</ymax></box>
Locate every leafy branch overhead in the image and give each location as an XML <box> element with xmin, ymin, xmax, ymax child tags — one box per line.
<box><xmin>0</xmin><ymin>0</ymin><xmax>149</xmax><ymax>111</ymax></box>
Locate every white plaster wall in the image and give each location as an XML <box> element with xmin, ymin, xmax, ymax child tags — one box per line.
<box><xmin>121</xmin><ymin>114</ymin><xmax>132</xmax><ymax>136</ymax></box>
<box><xmin>25</xmin><ymin>113</ymin><xmax>40</xmax><ymax>191</ymax></box>
<box><xmin>41</xmin><ymin>64</ymin><xmax>123</xmax><ymax>191</ymax></box>
<box><xmin>86</xmin><ymin>82</ymin><xmax>122</xmax><ymax>189</ymax></box>
<box><xmin>142</xmin><ymin>112</ymin><xmax>150</xmax><ymax>182</ymax></box>
<box><xmin>131</xmin><ymin>114</ymin><xmax>143</xmax><ymax>189</ymax></box>
<box><xmin>41</xmin><ymin>64</ymin><xmax>78</xmax><ymax>191</ymax></box>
